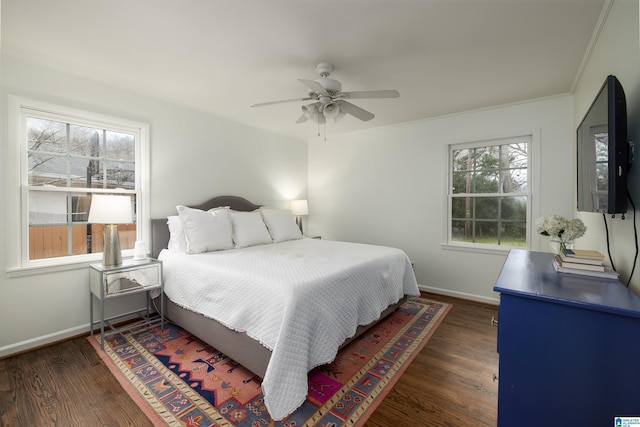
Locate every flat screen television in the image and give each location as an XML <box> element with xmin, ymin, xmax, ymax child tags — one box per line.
<box><xmin>576</xmin><ymin>75</ymin><xmax>628</xmax><ymax>214</ymax></box>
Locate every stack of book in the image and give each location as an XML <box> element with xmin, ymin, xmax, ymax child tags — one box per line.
<box><xmin>553</xmin><ymin>249</ymin><xmax>619</xmax><ymax>280</ymax></box>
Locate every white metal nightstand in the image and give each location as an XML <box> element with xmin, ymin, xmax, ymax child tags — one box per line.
<box><xmin>89</xmin><ymin>258</ymin><xmax>163</xmax><ymax>349</ymax></box>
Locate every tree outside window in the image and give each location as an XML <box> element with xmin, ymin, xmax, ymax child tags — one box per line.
<box><xmin>8</xmin><ymin>97</ymin><xmax>149</xmax><ymax>270</ymax></box>
<box><xmin>10</xmin><ymin>97</ymin><xmax>148</xmax><ymax>267</ymax></box>
<box><xmin>25</xmin><ymin>114</ymin><xmax>138</xmax><ymax>261</ymax></box>
<box><xmin>449</xmin><ymin>137</ymin><xmax>530</xmax><ymax>247</ymax></box>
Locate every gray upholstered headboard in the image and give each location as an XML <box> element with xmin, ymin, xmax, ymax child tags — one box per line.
<box><xmin>151</xmin><ymin>195</ymin><xmax>262</xmax><ymax>258</ymax></box>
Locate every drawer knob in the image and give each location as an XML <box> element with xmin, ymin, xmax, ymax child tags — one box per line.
<box><xmin>491</xmin><ymin>316</ymin><xmax>498</xmax><ymax>325</ymax></box>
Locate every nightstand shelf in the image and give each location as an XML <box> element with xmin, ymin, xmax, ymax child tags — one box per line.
<box><xmin>89</xmin><ymin>258</ymin><xmax>163</xmax><ymax>349</ymax></box>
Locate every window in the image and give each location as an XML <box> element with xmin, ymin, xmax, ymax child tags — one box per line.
<box><xmin>447</xmin><ymin>135</ymin><xmax>531</xmax><ymax>249</ymax></box>
<box><xmin>8</xmin><ymin>97</ymin><xmax>150</xmax><ymax>270</ymax></box>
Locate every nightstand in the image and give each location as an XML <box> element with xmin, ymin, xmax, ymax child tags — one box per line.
<box><xmin>89</xmin><ymin>258</ymin><xmax>163</xmax><ymax>349</ymax></box>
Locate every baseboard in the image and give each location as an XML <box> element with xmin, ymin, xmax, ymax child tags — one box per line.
<box><xmin>0</xmin><ymin>310</ymin><xmax>145</xmax><ymax>358</ymax></box>
<box><xmin>418</xmin><ymin>284</ymin><xmax>500</xmax><ymax>305</ymax></box>
<box><xmin>0</xmin><ymin>324</ymin><xmax>90</xmax><ymax>358</ymax></box>
<box><xmin>1</xmin><ymin>289</ymin><xmax>497</xmax><ymax>358</ymax></box>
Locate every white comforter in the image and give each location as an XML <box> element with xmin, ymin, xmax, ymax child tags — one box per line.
<box><xmin>158</xmin><ymin>238</ymin><xmax>420</xmax><ymax>420</ymax></box>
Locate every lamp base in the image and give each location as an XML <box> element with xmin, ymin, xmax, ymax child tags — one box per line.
<box><xmin>103</xmin><ymin>224</ymin><xmax>122</xmax><ymax>267</ymax></box>
<box><xmin>295</xmin><ymin>216</ymin><xmax>304</xmax><ymax>235</ymax></box>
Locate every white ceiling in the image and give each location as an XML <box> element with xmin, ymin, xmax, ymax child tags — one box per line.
<box><xmin>2</xmin><ymin>0</ymin><xmax>607</xmax><ymax>141</ymax></box>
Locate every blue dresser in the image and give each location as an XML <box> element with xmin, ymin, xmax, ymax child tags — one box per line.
<box><xmin>493</xmin><ymin>249</ymin><xmax>640</xmax><ymax>426</ymax></box>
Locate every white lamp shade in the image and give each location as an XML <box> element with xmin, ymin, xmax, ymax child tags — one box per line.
<box><xmin>302</xmin><ymin>104</ymin><xmax>318</xmax><ymax>120</ymax></box>
<box><xmin>290</xmin><ymin>199</ymin><xmax>309</xmax><ymax>216</ymax></box>
<box><xmin>88</xmin><ymin>195</ymin><xmax>133</xmax><ymax>224</ymax></box>
<box><xmin>302</xmin><ymin>104</ymin><xmax>327</xmax><ymax>124</ymax></box>
<box><xmin>323</xmin><ymin>103</ymin><xmax>340</xmax><ymax>119</ymax></box>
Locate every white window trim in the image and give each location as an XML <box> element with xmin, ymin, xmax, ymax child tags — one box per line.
<box><xmin>6</xmin><ymin>96</ymin><xmax>150</xmax><ymax>275</ymax></box>
<box><xmin>441</xmin><ymin>130</ymin><xmax>540</xmax><ymax>254</ymax></box>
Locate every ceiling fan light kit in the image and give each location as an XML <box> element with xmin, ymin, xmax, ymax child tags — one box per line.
<box><xmin>301</xmin><ymin>103</ymin><xmax>317</xmax><ymax>119</ymax></box>
<box><xmin>251</xmin><ymin>63</ymin><xmax>399</xmax><ymax>135</ymax></box>
<box><xmin>301</xmin><ymin>103</ymin><xmax>326</xmax><ymax>124</ymax></box>
<box><xmin>322</xmin><ymin>103</ymin><xmax>340</xmax><ymax>120</ymax></box>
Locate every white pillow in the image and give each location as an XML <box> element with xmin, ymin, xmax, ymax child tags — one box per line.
<box><xmin>260</xmin><ymin>207</ymin><xmax>303</xmax><ymax>242</ymax></box>
<box><xmin>230</xmin><ymin>210</ymin><xmax>273</xmax><ymax>248</ymax></box>
<box><xmin>176</xmin><ymin>205</ymin><xmax>233</xmax><ymax>253</ymax></box>
<box><xmin>167</xmin><ymin>215</ymin><xmax>187</xmax><ymax>252</ymax></box>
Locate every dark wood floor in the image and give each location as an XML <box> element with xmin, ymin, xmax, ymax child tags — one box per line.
<box><xmin>366</xmin><ymin>293</ymin><xmax>499</xmax><ymax>427</ymax></box>
<box><xmin>0</xmin><ymin>293</ymin><xmax>499</xmax><ymax>426</ymax></box>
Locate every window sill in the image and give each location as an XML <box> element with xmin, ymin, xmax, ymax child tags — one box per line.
<box><xmin>440</xmin><ymin>242</ymin><xmax>521</xmax><ymax>256</ymax></box>
<box><xmin>6</xmin><ymin>251</ymin><xmax>135</xmax><ymax>278</ymax></box>
<box><xmin>7</xmin><ymin>260</ymin><xmax>97</xmax><ymax>278</ymax></box>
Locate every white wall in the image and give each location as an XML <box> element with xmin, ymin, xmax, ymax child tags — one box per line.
<box><xmin>0</xmin><ymin>55</ymin><xmax>307</xmax><ymax>356</ymax></box>
<box><xmin>4</xmin><ymin>0</ymin><xmax>636</xmax><ymax>357</ymax></box>
<box><xmin>308</xmin><ymin>0</ymin><xmax>640</xmax><ymax>302</ymax></box>
<box><xmin>572</xmin><ymin>0</ymin><xmax>640</xmax><ymax>294</ymax></box>
<box><xmin>308</xmin><ymin>95</ymin><xmax>574</xmax><ymax>303</ymax></box>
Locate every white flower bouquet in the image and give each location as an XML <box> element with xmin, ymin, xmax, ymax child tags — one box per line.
<box><xmin>536</xmin><ymin>215</ymin><xmax>586</xmax><ymax>251</ymax></box>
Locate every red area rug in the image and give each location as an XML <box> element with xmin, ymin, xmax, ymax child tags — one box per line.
<box><xmin>89</xmin><ymin>297</ymin><xmax>450</xmax><ymax>426</ymax></box>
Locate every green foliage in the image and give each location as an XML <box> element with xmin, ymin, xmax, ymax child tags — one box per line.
<box><xmin>450</xmin><ymin>142</ymin><xmax>528</xmax><ymax>245</ymax></box>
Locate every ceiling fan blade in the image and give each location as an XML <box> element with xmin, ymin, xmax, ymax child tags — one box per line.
<box><xmin>251</xmin><ymin>97</ymin><xmax>313</xmax><ymax>107</ymax></box>
<box><xmin>299</xmin><ymin>79</ymin><xmax>328</xmax><ymax>95</ymax></box>
<box><xmin>340</xmin><ymin>89</ymin><xmax>399</xmax><ymax>99</ymax></box>
<box><xmin>335</xmin><ymin>100</ymin><xmax>375</xmax><ymax>121</ymax></box>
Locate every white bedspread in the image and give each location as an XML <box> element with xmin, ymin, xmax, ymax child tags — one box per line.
<box><xmin>158</xmin><ymin>238</ymin><xmax>420</xmax><ymax>420</ymax></box>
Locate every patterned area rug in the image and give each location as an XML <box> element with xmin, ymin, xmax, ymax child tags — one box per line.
<box><xmin>89</xmin><ymin>297</ymin><xmax>450</xmax><ymax>426</ymax></box>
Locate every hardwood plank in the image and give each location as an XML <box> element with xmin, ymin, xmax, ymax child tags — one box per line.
<box><xmin>365</xmin><ymin>293</ymin><xmax>499</xmax><ymax>426</ymax></box>
<box><xmin>0</xmin><ymin>338</ymin><xmax>152</xmax><ymax>426</ymax></box>
<box><xmin>0</xmin><ymin>292</ymin><xmax>498</xmax><ymax>426</ymax></box>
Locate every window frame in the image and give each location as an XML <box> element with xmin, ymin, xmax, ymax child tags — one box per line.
<box><xmin>442</xmin><ymin>132</ymin><xmax>539</xmax><ymax>254</ymax></box>
<box><xmin>7</xmin><ymin>96</ymin><xmax>150</xmax><ymax>274</ymax></box>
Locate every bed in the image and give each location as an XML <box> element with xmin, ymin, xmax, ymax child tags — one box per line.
<box><xmin>151</xmin><ymin>195</ymin><xmax>420</xmax><ymax>420</ymax></box>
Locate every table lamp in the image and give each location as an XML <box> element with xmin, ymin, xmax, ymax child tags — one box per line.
<box><xmin>290</xmin><ymin>199</ymin><xmax>308</xmax><ymax>234</ymax></box>
<box><xmin>88</xmin><ymin>194</ymin><xmax>133</xmax><ymax>267</ymax></box>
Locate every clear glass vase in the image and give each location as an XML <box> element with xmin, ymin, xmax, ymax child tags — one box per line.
<box><xmin>549</xmin><ymin>238</ymin><xmax>574</xmax><ymax>254</ymax></box>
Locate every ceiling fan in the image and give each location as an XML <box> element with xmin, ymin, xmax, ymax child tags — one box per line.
<box><xmin>250</xmin><ymin>63</ymin><xmax>399</xmax><ymax>125</ymax></box>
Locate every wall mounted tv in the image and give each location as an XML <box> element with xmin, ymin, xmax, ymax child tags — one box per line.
<box><xmin>577</xmin><ymin>75</ymin><xmax>628</xmax><ymax>215</ymax></box>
